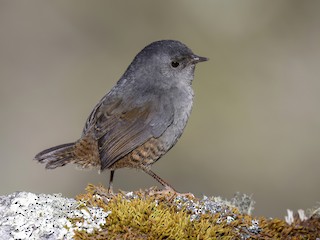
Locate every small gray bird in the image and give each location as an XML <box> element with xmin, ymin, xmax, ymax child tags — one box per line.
<box><xmin>35</xmin><ymin>40</ymin><xmax>208</xmax><ymax>192</ymax></box>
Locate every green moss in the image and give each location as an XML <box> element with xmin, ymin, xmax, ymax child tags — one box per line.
<box><xmin>69</xmin><ymin>184</ymin><xmax>320</xmax><ymax>239</ymax></box>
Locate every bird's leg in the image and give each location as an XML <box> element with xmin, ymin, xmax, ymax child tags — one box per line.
<box><xmin>108</xmin><ymin>170</ymin><xmax>115</xmax><ymax>193</ymax></box>
<box><xmin>141</xmin><ymin>166</ymin><xmax>176</xmax><ymax>192</ymax></box>
<box><xmin>141</xmin><ymin>166</ymin><xmax>194</xmax><ymax>199</ymax></box>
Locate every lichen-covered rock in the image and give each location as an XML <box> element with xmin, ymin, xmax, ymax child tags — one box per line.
<box><xmin>0</xmin><ymin>186</ymin><xmax>319</xmax><ymax>239</ymax></box>
<box><xmin>0</xmin><ymin>192</ymin><xmax>110</xmax><ymax>240</ymax></box>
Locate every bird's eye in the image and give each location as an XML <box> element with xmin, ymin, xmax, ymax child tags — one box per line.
<box><xmin>171</xmin><ymin>61</ymin><xmax>179</xmax><ymax>68</ymax></box>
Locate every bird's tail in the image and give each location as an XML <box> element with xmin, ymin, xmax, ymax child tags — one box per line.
<box><xmin>34</xmin><ymin>142</ymin><xmax>76</xmax><ymax>169</ymax></box>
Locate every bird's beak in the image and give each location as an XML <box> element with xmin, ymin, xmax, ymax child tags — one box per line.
<box><xmin>191</xmin><ymin>55</ymin><xmax>209</xmax><ymax>64</ymax></box>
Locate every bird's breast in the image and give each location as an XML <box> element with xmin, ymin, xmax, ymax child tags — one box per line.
<box><xmin>159</xmin><ymin>85</ymin><xmax>194</xmax><ymax>149</ymax></box>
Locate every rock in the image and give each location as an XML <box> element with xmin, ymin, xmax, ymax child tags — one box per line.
<box><xmin>0</xmin><ymin>192</ymin><xmax>110</xmax><ymax>240</ymax></box>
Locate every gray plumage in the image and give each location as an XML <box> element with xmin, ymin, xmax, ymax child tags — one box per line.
<box><xmin>35</xmin><ymin>40</ymin><xmax>208</xmax><ymax>191</ymax></box>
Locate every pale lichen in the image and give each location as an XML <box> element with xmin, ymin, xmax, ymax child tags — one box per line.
<box><xmin>0</xmin><ymin>192</ymin><xmax>110</xmax><ymax>240</ymax></box>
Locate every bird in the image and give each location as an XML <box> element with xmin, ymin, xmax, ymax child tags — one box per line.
<box><xmin>34</xmin><ymin>40</ymin><xmax>208</xmax><ymax>193</ymax></box>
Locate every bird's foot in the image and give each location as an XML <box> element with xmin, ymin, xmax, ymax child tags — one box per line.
<box><xmin>89</xmin><ymin>184</ymin><xmax>113</xmax><ymax>204</ymax></box>
<box><xmin>148</xmin><ymin>186</ymin><xmax>194</xmax><ymax>201</ymax></box>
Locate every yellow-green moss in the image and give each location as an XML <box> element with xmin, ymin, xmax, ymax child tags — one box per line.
<box><xmin>69</xmin><ymin>184</ymin><xmax>320</xmax><ymax>239</ymax></box>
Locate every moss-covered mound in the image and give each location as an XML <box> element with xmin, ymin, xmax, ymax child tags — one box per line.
<box><xmin>72</xmin><ymin>184</ymin><xmax>320</xmax><ymax>239</ymax></box>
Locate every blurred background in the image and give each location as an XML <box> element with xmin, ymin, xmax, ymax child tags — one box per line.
<box><xmin>1</xmin><ymin>0</ymin><xmax>319</xmax><ymax>218</ymax></box>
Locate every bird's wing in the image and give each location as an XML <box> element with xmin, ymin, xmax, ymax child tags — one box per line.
<box><xmin>85</xmin><ymin>95</ymin><xmax>174</xmax><ymax>170</ymax></box>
